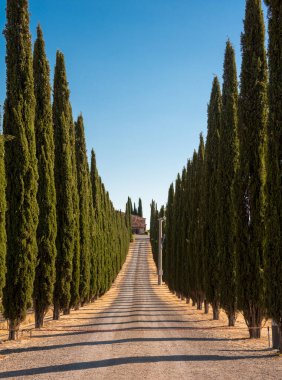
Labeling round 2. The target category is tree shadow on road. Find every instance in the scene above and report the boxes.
[0,353,275,378]
[0,336,252,356]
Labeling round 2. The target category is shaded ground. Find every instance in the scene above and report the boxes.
[0,235,281,379]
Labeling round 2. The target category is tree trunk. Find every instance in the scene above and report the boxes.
[249,326,261,338]
[192,299,196,307]
[63,307,70,315]
[279,323,282,354]
[204,300,209,314]
[186,298,190,304]
[212,301,220,320]
[35,308,44,328]
[197,301,203,310]
[197,295,203,310]
[53,304,60,320]
[244,305,263,339]
[227,311,236,327]
[8,320,20,340]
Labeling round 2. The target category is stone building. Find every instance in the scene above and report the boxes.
[131,215,146,234]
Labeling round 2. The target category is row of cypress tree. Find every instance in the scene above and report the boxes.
[127,197,143,217]
[0,0,130,339]
[151,0,282,348]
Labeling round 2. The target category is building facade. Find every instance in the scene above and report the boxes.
[131,215,146,234]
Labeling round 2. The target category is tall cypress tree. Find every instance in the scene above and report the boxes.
[184,160,192,302]
[75,114,90,305]
[138,198,143,217]
[90,149,102,296]
[203,76,222,320]
[0,134,6,304]
[236,0,268,338]
[69,112,81,311]
[125,197,132,240]
[3,0,39,340]
[33,25,57,328]
[149,200,158,264]
[177,167,186,298]
[218,40,239,326]
[196,134,206,310]
[133,202,137,216]
[264,0,282,350]
[52,51,74,320]
[188,154,200,305]
[87,164,96,301]
[172,174,182,294]
[163,183,174,289]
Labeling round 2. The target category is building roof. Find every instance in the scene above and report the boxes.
[131,215,146,229]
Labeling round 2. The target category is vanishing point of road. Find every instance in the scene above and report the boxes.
[0,235,281,379]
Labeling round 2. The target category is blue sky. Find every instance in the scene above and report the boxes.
[0,0,268,221]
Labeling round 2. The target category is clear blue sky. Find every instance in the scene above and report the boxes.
[0,0,268,222]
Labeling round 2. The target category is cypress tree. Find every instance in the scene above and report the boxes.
[75,114,90,305]
[203,76,222,320]
[195,134,205,310]
[128,197,133,215]
[184,160,192,302]
[52,51,74,320]
[3,0,39,340]
[90,150,102,296]
[33,25,57,328]
[264,0,282,350]
[190,150,204,309]
[88,168,97,301]
[236,0,268,338]
[172,174,182,294]
[163,183,174,289]
[189,154,199,305]
[138,198,143,217]
[125,197,132,240]
[69,111,81,311]
[149,200,158,263]
[177,167,186,298]
[218,40,239,326]
[0,134,6,304]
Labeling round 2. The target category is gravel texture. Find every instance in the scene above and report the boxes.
[0,235,281,379]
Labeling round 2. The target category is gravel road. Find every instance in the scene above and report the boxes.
[0,235,281,379]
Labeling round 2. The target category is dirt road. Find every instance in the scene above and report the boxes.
[0,235,281,379]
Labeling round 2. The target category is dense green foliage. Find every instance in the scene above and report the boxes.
[69,112,81,312]
[0,135,6,304]
[138,198,143,217]
[125,197,132,240]
[203,77,222,320]
[33,25,57,328]
[236,0,268,338]
[150,200,159,264]
[162,184,174,289]
[75,115,91,305]
[52,51,75,319]
[162,136,206,306]
[3,0,39,339]
[0,0,130,339]
[264,0,282,349]
[217,41,239,326]
[158,0,278,342]
[90,150,130,297]
[2,0,282,349]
